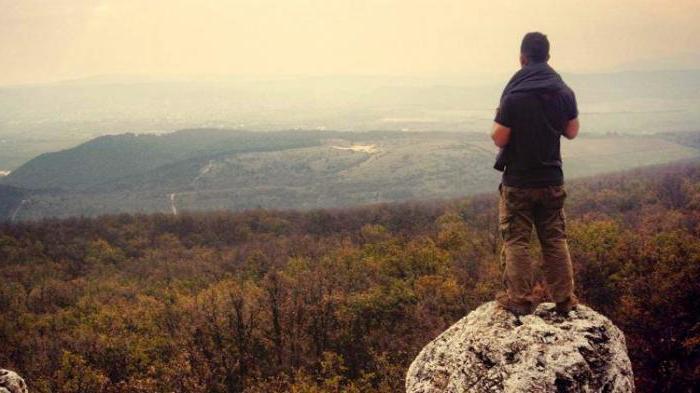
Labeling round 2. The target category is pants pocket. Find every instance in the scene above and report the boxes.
[544,186,566,210]
[498,192,511,241]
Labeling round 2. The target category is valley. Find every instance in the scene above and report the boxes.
[1,129,698,221]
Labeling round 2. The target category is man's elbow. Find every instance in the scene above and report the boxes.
[491,123,511,147]
[491,132,507,147]
[564,119,580,140]
[492,135,508,147]
[563,130,578,140]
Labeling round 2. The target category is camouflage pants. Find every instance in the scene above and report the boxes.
[497,184,576,312]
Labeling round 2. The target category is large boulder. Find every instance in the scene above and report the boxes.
[0,370,27,393]
[406,302,634,392]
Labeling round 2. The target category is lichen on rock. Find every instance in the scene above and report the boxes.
[406,302,634,393]
[0,370,28,393]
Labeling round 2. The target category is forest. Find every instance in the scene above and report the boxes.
[0,161,699,392]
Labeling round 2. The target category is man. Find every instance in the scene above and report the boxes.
[491,32,579,316]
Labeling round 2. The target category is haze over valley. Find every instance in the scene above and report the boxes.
[1,67,699,221]
[1,68,699,172]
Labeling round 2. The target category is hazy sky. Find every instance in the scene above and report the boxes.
[1,0,699,85]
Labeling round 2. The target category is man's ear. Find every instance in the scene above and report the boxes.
[545,54,550,62]
[520,54,528,67]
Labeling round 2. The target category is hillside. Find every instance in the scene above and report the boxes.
[0,185,27,220]
[0,161,697,392]
[2,129,699,221]
[3,129,327,190]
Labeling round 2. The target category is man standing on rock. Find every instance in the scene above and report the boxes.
[491,32,579,316]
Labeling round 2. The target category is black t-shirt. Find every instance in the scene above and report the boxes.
[495,86,578,188]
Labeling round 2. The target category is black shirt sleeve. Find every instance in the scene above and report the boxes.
[494,95,514,128]
[563,88,578,120]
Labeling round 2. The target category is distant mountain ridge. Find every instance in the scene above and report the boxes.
[3,129,327,190]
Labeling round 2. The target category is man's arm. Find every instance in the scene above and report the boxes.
[563,118,579,140]
[491,122,511,147]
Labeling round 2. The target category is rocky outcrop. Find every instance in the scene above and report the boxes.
[406,302,634,393]
[0,370,27,393]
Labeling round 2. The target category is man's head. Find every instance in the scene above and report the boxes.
[520,32,550,66]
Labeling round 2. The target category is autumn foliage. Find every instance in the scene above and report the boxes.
[1,162,699,392]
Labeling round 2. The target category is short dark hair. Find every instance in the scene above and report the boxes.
[521,32,549,63]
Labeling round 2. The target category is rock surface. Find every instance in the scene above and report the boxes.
[406,302,634,393]
[0,370,27,393]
